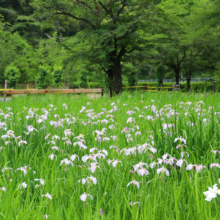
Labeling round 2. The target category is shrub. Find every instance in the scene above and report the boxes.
[70,81,104,89]
[53,67,63,88]
[80,71,88,88]
[156,64,165,86]
[180,82,213,92]
[123,81,215,92]
[127,73,136,92]
[128,74,136,87]
[4,65,20,88]
[36,66,48,89]
[70,81,215,92]
[103,74,114,91]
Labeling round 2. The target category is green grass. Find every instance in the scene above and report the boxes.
[0,92,220,219]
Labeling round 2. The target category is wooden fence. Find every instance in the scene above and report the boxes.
[1,79,182,101]
[3,89,104,101]
[123,84,181,92]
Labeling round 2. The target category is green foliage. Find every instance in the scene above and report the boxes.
[180,82,213,93]
[103,74,108,90]
[127,73,136,92]
[36,66,48,89]
[128,73,136,87]
[80,71,88,88]
[4,64,20,88]
[122,81,215,93]
[156,64,165,86]
[53,66,63,88]
[0,0,220,93]
[70,81,103,89]
[69,81,215,93]
[0,18,32,83]
[30,0,161,94]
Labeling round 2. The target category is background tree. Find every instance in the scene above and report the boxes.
[0,16,33,83]
[53,66,63,88]
[0,0,220,93]
[31,0,159,96]
[4,64,20,88]
[36,66,48,89]
[80,70,88,89]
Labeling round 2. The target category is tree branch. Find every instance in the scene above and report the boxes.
[55,11,95,29]
[98,1,113,18]
[179,51,186,66]
[118,46,126,59]
[114,1,126,24]
[197,63,218,71]
[169,57,176,68]
[116,19,141,40]
[76,0,96,14]
[125,48,135,54]
[44,33,52,39]
[101,66,108,73]
[94,0,99,14]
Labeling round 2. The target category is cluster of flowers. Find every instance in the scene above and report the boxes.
[0,99,219,220]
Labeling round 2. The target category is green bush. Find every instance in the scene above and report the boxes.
[53,67,63,88]
[127,73,136,92]
[103,74,114,91]
[69,81,216,92]
[36,66,48,89]
[70,81,104,89]
[123,81,215,92]
[88,82,104,88]
[180,82,213,92]
[214,81,220,92]
[156,64,165,86]
[4,65,20,88]
[128,74,136,87]
[80,71,88,88]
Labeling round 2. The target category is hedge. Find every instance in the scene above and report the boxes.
[69,82,103,89]
[69,81,217,92]
[123,82,215,93]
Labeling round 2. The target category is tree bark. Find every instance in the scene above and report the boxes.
[175,68,180,85]
[186,70,191,92]
[186,77,191,92]
[107,69,113,97]
[112,59,122,95]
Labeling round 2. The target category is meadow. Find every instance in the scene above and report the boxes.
[0,92,220,220]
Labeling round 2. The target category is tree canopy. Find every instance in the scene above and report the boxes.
[0,0,220,94]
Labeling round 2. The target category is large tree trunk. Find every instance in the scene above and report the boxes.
[186,70,191,92]
[175,68,180,85]
[107,49,123,96]
[107,69,113,97]
[186,77,191,92]
[112,59,122,95]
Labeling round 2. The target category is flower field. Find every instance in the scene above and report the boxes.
[1,92,220,219]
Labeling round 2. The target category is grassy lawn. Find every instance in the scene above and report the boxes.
[0,92,220,219]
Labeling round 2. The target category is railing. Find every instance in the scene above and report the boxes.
[0,89,14,91]
[136,77,215,83]
[122,85,180,92]
[3,89,104,101]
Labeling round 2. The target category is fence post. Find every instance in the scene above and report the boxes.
[4,80,7,101]
[66,82,69,96]
[172,84,181,92]
[66,82,69,89]
[213,82,216,93]
[143,84,147,92]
